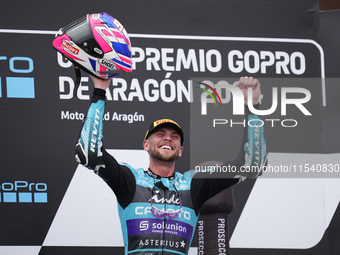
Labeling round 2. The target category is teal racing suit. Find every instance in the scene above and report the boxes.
[75,88,267,255]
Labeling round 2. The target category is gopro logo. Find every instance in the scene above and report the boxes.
[0,181,47,203]
[0,56,35,99]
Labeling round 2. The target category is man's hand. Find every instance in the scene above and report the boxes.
[235,76,261,105]
[89,75,112,91]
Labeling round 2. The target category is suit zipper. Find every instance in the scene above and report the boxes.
[162,188,167,254]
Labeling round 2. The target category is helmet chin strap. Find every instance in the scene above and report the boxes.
[73,65,81,96]
[100,69,124,75]
[72,62,121,97]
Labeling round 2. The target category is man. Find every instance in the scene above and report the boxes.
[75,75,267,255]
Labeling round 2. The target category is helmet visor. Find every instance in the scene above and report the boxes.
[62,15,104,58]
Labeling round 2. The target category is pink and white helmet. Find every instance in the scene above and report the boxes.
[53,12,132,79]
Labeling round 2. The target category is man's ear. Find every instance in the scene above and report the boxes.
[179,146,184,157]
[143,139,150,152]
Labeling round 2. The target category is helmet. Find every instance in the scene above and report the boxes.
[52,12,132,80]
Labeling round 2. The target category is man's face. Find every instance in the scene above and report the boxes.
[144,126,183,162]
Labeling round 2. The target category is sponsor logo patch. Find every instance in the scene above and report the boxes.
[99,59,116,70]
[62,40,79,55]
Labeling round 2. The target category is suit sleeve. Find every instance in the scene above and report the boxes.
[191,104,268,214]
[74,88,135,209]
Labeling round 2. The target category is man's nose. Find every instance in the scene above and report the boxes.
[163,134,172,141]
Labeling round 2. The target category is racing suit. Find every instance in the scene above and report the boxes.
[75,88,267,255]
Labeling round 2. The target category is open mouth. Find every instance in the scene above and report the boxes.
[160,145,173,151]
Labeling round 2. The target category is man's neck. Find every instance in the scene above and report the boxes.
[149,158,176,178]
